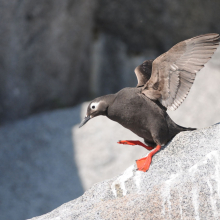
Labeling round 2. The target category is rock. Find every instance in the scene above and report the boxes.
[96,0,220,52]
[30,123,220,219]
[0,0,97,122]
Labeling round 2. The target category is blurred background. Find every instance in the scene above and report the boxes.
[1,0,220,219]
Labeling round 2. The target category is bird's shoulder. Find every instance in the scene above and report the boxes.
[113,87,143,102]
[115,87,142,96]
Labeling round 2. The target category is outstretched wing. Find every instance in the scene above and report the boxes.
[134,60,153,87]
[142,33,220,110]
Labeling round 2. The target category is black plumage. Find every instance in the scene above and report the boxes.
[79,33,219,172]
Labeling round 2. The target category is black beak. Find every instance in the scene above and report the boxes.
[79,116,91,128]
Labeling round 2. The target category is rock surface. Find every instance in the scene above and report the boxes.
[31,123,220,220]
[96,0,220,52]
[0,0,97,122]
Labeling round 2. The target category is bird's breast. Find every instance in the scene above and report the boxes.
[107,91,152,137]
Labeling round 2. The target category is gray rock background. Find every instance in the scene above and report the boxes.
[30,123,220,220]
[95,0,220,52]
[1,1,220,219]
[0,0,97,122]
[1,0,220,122]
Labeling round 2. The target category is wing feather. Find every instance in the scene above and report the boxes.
[142,33,220,110]
[134,60,153,87]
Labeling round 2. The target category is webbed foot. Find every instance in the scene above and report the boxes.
[136,145,161,172]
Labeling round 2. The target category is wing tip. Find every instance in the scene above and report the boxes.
[191,33,220,44]
[192,33,219,39]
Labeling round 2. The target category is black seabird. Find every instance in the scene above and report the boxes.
[79,33,220,172]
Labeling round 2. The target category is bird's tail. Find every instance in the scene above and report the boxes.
[165,114,196,139]
[176,124,196,131]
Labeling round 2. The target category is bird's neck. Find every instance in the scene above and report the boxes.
[103,94,116,106]
[100,94,116,116]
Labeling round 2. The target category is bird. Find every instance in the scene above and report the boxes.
[79,33,220,172]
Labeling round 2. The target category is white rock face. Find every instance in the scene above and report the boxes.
[31,123,220,220]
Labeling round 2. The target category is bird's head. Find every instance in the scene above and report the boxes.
[79,97,109,128]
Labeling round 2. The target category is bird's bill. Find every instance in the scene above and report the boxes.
[79,116,91,128]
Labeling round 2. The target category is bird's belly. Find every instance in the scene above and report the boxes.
[107,109,153,141]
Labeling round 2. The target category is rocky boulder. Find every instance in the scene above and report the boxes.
[31,123,220,219]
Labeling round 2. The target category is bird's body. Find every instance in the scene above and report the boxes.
[106,87,192,147]
[79,33,220,172]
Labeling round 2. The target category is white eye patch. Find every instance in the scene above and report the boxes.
[90,102,99,110]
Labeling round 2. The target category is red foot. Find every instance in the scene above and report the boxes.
[117,140,154,151]
[136,145,161,172]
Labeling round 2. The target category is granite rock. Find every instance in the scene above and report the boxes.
[31,123,220,219]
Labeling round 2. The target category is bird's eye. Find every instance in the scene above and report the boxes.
[92,105,95,109]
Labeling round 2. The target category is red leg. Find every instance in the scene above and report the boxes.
[117,140,154,151]
[136,145,161,172]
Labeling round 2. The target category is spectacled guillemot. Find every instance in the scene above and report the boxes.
[79,33,219,172]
